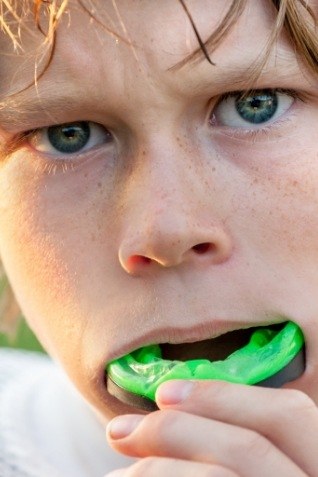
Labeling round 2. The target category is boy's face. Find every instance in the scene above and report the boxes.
[0,0,318,419]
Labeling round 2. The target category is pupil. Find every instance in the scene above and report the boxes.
[48,122,90,153]
[235,90,278,124]
[251,99,261,109]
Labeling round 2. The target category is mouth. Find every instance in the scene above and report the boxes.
[106,321,305,411]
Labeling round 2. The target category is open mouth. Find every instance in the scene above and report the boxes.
[106,321,305,411]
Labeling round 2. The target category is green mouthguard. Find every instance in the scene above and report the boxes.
[107,321,304,403]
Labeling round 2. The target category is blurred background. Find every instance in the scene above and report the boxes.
[0,318,45,353]
[0,272,45,353]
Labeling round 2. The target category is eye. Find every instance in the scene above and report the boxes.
[28,121,112,155]
[213,90,294,128]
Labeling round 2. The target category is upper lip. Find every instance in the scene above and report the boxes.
[106,317,287,363]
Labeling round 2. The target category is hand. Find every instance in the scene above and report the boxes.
[105,380,318,476]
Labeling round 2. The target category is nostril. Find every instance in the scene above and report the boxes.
[192,242,215,254]
[128,255,152,266]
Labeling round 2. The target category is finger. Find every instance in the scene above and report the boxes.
[104,458,240,477]
[156,380,318,476]
[106,411,306,477]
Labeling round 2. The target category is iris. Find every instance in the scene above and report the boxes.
[47,122,90,153]
[235,90,278,124]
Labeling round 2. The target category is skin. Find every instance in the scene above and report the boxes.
[0,0,318,474]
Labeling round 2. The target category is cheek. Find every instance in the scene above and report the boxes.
[0,151,118,355]
[225,120,318,263]
[253,169,318,256]
[235,149,318,319]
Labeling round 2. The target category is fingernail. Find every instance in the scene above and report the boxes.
[107,415,143,440]
[156,380,194,405]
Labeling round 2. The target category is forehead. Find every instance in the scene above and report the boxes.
[54,0,278,69]
[0,0,303,115]
[0,1,281,64]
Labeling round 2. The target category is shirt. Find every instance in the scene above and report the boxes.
[0,347,134,477]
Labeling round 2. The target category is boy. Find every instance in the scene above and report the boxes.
[0,0,318,475]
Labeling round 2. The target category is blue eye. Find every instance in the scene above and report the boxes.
[214,90,294,128]
[235,90,278,124]
[29,121,112,155]
[48,122,91,153]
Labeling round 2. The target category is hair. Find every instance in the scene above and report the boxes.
[0,0,317,334]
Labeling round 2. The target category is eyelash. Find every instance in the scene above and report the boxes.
[6,127,108,176]
[219,88,301,103]
[5,88,304,176]
[211,88,303,135]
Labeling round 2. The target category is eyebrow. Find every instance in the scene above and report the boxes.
[0,88,85,130]
[170,41,301,91]
[0,49,301,132]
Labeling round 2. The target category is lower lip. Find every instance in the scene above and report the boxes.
[106,321,305,410]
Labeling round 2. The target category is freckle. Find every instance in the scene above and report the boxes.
[84,172,88,178]
[91,233,96,242]
[98,182,102,188]
[212,167,216,172]
[142,150,146,156]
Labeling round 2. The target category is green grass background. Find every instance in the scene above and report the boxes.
[0,318,45,353]
[0,274,45,353]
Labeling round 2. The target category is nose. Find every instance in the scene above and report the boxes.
[119,225,232,274]
[118,146,233,275]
